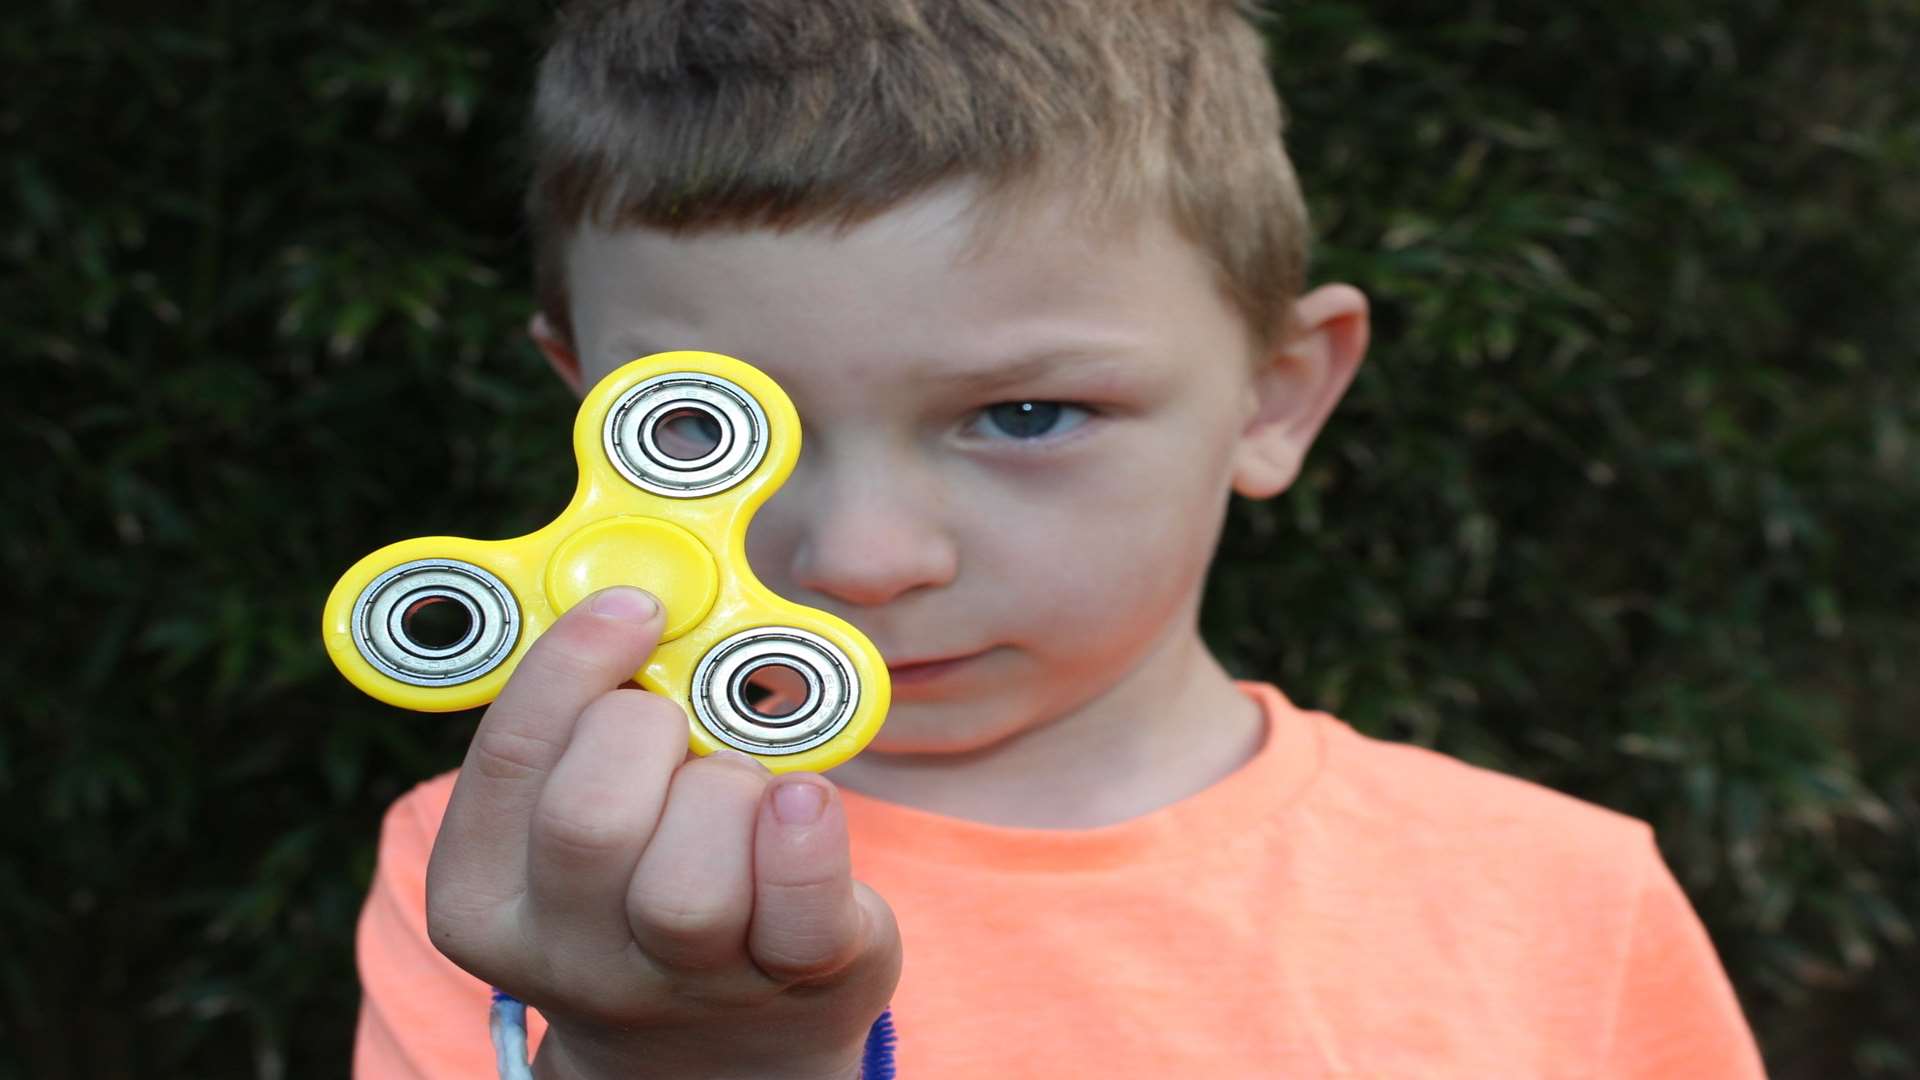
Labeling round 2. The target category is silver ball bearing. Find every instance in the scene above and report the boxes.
[604,372,770,498]
[691,626,860,755]
[351,558,521,686]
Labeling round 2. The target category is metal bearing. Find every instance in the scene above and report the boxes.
[351,558,521,686]
[691,626,860,755]
[604,372,770,498]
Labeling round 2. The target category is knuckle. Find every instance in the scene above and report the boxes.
[753,933,856,981]
[586,687,687,735]
[526,640,615,691]
[530,616,636,678]
[632,894,740,966]
[471,727,563,782]
[643,900,730,944]
[532,800,631,862]
[858,885,902,952]
[750,881,858,979]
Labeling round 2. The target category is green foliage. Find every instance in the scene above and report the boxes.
[4,1,560,1073]
[1214,3,1920,1075]
[3,0,1915,1075]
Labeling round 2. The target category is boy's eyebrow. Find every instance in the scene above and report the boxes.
[919,348,1139,393]
[607,339,1146,392]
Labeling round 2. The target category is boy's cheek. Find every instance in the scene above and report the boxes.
[1006,549,1184,645]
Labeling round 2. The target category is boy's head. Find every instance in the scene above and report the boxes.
[524,0,1367,760]
[527,0,1309,351]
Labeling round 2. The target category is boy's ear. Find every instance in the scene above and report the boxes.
[1231,283,1370,499]
[529,312,586,396]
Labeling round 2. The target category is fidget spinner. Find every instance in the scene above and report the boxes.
[321,351,890,774]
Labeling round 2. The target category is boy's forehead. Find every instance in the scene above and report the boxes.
[562,182,1198,379]
[567,179,1162,291]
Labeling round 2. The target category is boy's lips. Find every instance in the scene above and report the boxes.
[884,649,987,686]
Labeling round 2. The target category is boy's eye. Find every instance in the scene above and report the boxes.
[972,401,1091,441]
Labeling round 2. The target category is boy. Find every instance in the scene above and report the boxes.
[355,0,1767,1076]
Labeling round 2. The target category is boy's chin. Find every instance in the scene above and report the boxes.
[851,698,1035,759]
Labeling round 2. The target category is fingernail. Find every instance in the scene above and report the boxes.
[589,587,658,621]
[771,780,827,825]
[709,748,770,774]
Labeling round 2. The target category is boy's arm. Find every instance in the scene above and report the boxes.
[1601,842,1767,1078]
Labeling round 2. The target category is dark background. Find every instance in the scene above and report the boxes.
[5,1,1916,1075]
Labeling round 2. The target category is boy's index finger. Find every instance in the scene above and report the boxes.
[430,587,666,906]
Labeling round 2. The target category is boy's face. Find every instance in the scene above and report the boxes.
[543,183,1359,757]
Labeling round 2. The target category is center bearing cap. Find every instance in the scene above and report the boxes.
[543,515,720,641]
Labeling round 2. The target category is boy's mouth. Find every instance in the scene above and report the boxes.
[885,650,986,686]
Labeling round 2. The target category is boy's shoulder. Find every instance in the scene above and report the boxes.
[374,769,461,866]
[1250,683,1647,835]
[1322,710,1642,826]
[1291,689,1664,889]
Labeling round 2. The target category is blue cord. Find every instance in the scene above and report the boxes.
[489,990,896,1078]
[861,1007,898,1080]
[489,988,534,1080]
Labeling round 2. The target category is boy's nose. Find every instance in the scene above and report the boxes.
[781,466,959,609]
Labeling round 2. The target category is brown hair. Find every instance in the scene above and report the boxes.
[528,0,1309,346]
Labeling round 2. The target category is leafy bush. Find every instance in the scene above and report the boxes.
[4,1,1914,1075]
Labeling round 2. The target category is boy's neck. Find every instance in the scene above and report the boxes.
[826,629,1266,830]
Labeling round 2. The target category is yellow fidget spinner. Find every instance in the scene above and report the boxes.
[321,351,890,774]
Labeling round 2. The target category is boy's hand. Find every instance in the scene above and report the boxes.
[425,586,901,1080]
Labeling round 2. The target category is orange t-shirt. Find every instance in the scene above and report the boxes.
[354,683,1765,1078]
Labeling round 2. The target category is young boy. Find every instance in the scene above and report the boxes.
[354,1,1767,1076]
